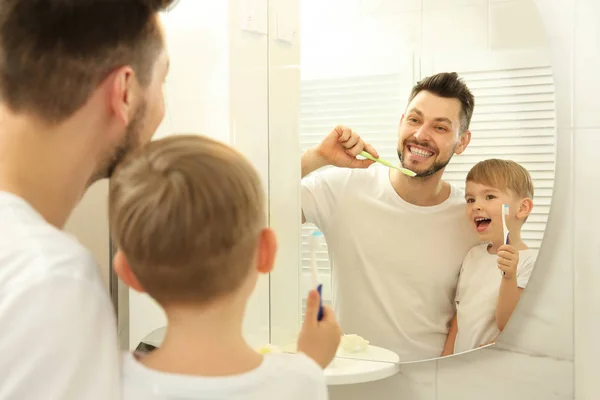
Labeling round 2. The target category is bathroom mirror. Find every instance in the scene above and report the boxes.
[269,0,555,367]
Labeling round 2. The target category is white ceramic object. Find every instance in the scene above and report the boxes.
[324,345,400,386]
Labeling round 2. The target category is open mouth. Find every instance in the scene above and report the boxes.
[474,217,491,233]
[407,145,434,159]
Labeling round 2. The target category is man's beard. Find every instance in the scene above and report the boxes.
[398,142,457,178]
[88,102,147,186]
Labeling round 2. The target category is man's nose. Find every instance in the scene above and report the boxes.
[413,125,431,141]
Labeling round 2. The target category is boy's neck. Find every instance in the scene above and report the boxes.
[140,299,263,377]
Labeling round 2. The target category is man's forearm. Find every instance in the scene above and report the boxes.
[301,148,328,178]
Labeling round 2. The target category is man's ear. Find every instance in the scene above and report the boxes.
[256,228,278,275]
[454,130,471,155]
[104,65,136,127]
[113,250,145,293]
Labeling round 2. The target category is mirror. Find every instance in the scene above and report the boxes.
[271,0,555,371]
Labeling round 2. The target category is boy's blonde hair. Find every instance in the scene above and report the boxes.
[466,158,534,199]
[109,134,266,305]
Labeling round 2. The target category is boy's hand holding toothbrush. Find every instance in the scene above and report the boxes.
[497,245,519,280]
[498,204,519,279]
[297,290,342,369]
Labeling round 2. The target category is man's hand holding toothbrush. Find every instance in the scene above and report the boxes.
[297,289,342,369]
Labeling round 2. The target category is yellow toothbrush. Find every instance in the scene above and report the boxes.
[360,151,417,177]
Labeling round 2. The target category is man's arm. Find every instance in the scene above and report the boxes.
[301,126,378,224]
[301,148,328,224]
[441,314,458,356]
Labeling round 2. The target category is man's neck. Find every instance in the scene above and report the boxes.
[389,168,451,207]
[143,300,262,377]
[0,115,97,228]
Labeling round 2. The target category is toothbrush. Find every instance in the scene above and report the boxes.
[501,204,509,276]
[359,151,417,177]
[502,204,510,245]
[309,230,324,321]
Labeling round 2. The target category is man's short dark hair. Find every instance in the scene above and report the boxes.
[408,72,475,132]
[0,0,177,123]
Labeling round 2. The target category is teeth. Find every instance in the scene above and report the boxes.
[409,147,433,157]
[475,217,490,222]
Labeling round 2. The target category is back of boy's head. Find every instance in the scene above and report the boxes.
[109,134,266,306]
[466,158,534,199]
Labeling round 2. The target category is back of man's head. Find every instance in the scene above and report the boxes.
[109,134,267,306]
[0,0,177,124]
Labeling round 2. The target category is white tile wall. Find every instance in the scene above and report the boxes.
[422,5,490,52]
[489,1,548,49]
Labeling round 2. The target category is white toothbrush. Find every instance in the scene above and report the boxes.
[501,204,509,276]
[502,204,509,245]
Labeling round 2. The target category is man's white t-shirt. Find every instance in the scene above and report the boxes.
[301,166,479,362]
[121,351,328,399]
[454,243,538,353]
[0,192,119,399]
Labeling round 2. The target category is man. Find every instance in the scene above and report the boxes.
[0,1,175,398]
[301,72,481,362]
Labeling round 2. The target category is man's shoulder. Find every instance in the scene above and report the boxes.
[0,217,101,295]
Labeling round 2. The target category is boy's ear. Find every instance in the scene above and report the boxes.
[517,197,534,220]
[256,227,278,275]
[113,250,145,293]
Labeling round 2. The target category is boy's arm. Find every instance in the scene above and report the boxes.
[441,313,458,356]
[495,245,524,331]
[496,278,524,330]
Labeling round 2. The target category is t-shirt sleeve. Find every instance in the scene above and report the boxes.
[294,353,329,400]
[0,275,120,400]
[301,167,350,231]
[516,251,538,289]
[454,247,474,304]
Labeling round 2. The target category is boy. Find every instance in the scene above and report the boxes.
[442,159,538,355]
[109,134,341,399]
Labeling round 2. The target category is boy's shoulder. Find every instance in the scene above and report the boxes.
[120,351,327,399]
[263,352,325,382]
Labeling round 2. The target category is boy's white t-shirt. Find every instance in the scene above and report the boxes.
[301,166,479,362]
[454,243,538,353]
[0,192,119,400]
[121,351,328,399]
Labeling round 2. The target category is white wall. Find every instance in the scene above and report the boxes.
[300,0,548,80]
